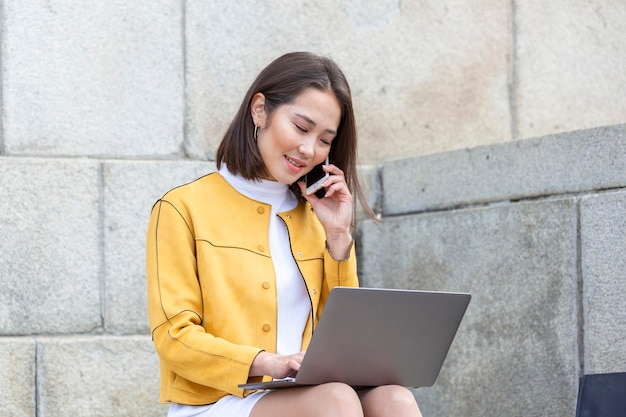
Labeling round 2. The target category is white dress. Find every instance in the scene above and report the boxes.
[168,166,311,417]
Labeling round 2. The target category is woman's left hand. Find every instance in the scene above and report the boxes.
[299,163,353,260]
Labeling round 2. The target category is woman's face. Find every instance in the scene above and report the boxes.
[252,88,341,184]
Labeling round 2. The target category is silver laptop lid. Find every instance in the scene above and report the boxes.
[294,287,471,388]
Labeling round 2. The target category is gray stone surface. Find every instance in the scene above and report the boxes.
[0,158,102,334]
[184,0,512,163]
[38,336,167,417]
[0,338,36,417]
[580,190,626,374]
[515,1,626,140]
[1,1,624,163]
[103,160,213,334]
[382,124,626,215]
[2,1,183,157]
[358,198,579,417]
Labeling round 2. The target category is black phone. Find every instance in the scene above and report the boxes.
[305,156,329,197]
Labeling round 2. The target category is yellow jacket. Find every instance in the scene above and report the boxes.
[146,172,358,405]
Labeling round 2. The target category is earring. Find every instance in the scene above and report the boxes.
[254,125,259,140]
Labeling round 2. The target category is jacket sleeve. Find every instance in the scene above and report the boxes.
[146,198,262,397]
[318,240,359,319]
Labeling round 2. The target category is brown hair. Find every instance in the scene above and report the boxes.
[216,51,376,220]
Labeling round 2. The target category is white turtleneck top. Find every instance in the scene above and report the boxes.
[218,165,311,356]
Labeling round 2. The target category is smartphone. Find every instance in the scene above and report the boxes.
[305,156,329,197]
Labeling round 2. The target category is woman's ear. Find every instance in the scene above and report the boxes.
[251,93,266,126]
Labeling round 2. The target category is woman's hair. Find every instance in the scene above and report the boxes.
[216,51,376,221]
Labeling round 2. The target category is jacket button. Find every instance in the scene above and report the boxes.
[262,282,270,289]
[258,245,265,252]
[262,324,271,332]
[257,206,265,214]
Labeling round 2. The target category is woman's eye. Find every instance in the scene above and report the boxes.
[295,124,308,133]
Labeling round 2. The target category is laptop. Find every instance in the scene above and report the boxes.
[239,286,471,390]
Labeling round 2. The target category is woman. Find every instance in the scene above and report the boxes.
[146,51,422,417]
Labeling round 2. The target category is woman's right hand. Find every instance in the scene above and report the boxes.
[249,351,305,379]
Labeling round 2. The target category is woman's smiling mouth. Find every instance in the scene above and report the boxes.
[285,156,305,173]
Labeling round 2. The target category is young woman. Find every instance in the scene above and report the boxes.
[146,51,422,417]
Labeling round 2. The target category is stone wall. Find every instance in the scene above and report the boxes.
[2,1,625,163]
[358,124,626,416]
[0,158,210,416]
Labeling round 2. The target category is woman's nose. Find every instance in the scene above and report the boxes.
[298,139,315,158]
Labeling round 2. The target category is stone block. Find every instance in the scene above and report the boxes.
[2,1,183,157]
[104,160,213,334]
[382,124,626,215]
[0,338,36,417]
[0,158,101,334]
[515,1,626,140]
[358,198,579,417]
[38,336,167,417]
[184,0,511,163]
[581,190,626,374]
